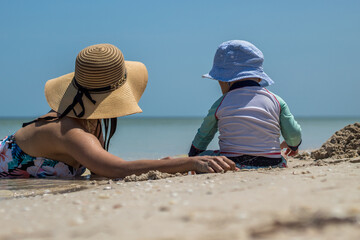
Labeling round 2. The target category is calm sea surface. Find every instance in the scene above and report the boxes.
[0,117,359,160]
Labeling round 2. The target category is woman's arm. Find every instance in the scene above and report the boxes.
[64,128,236,178]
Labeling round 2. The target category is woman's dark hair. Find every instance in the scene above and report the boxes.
[96,118,117,151]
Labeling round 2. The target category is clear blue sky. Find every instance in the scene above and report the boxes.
[0,0,359,118]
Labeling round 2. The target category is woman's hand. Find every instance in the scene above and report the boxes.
[280,141,298,156]
[191,155,236,173]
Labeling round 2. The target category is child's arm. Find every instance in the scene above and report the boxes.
[188,95,224,156]
[272,93,302,153]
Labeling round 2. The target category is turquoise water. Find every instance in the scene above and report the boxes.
[0,117,359,160]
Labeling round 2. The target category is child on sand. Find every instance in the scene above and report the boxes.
[188,40,302,169]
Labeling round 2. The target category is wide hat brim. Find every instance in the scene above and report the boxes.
[202,67,274,87]
[45,61,148,119]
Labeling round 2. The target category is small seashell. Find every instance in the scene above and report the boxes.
[71,216,84,225]
[181,214,194,222]
[113,204,122,209]
[238,213,247,219]
[159,206,170,212]
[98,194,110,199]
[90,180,98,185]
[23,207,31,211]
[72,200,82,205]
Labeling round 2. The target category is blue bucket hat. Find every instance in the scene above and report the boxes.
[202,40,274,87]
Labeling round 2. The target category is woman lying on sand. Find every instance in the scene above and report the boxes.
[0,44,235,178]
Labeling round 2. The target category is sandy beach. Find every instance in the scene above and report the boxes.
[0,156,359,240]
[1,124,360,240]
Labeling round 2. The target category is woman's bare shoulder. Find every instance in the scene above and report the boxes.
[15,114,97,157]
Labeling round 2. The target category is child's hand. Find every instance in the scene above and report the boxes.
[280,141,298,156]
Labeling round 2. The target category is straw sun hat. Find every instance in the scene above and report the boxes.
[45,44,148,119]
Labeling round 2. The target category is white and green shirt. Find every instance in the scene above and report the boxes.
[190,81,302,158]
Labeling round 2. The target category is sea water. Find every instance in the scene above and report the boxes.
[0,117,359,160]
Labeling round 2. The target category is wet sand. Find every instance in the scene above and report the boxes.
[0,178,93,199]
[0,156,359,240]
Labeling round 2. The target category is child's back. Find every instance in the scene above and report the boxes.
[217,81,281,157]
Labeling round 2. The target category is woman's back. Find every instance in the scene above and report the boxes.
[14,112,99,169]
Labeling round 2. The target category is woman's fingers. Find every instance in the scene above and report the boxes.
[204,156,236,172]
[214,156,237,171]
[221,156,236,170]
[207,159,224,173]
[193,156,237,173]
[210,157,231,171]
[206,165,215,173]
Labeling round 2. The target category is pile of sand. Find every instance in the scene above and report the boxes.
[310,122,360,160]
[123,170,183,182]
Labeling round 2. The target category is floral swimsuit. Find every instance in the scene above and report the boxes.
[0,135,86,178]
